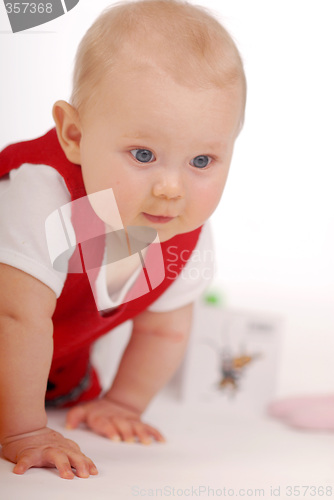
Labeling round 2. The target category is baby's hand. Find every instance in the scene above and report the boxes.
[2,427,98,479]
[66,397,166,444]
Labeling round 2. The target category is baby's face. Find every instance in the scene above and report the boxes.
[77,69,243,242]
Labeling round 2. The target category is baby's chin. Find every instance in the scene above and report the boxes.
[155,222,203,243]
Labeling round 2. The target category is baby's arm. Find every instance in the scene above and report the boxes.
[108,303,193,412]
[0,264,97,478]
[66,303,194,442]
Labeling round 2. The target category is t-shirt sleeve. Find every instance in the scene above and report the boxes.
[147,222,215,312]
[0,163,73,297]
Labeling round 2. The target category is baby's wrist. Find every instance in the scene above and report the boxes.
[1,427,50,447]
[104,392,144,415]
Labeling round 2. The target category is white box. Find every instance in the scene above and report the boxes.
[167,301,282,415]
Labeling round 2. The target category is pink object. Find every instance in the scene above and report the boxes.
[268,395,334,431]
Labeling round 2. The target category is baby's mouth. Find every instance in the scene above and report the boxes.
[142,213,176,224]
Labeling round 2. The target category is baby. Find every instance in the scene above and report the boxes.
[0,0,246,479]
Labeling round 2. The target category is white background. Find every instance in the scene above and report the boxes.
[1,0,334,397]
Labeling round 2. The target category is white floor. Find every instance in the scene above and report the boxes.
[1,397,334,500]
[1,299,334,499]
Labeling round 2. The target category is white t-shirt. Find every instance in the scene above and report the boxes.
[0,164,215,312]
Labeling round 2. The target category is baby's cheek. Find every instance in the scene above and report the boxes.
[200,185,223,217]
[113,195,138,225]
[187,196,217,231]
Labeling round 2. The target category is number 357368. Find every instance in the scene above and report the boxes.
[5,3,53,14]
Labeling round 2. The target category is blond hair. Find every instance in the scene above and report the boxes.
[71,0,246,117]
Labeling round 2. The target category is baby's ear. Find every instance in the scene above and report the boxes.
[52,100,82,165]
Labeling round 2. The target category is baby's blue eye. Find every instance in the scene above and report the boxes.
[130,149,155,163]
[190,155,212,169]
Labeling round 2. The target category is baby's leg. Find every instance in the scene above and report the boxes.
[268,395,334,431]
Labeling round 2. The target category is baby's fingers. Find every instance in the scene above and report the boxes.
[66,405,88,430]
[13,451,37,475]
[86,415,120,441]
[132,422,153,445]
[111,419,166,444]
[13,448,73,478]
[49,451,75,480]
[141,423,166,443]
[43,447,97,479]
[112,417,136,443]
[67,451,98,478]
[13,447,97,480]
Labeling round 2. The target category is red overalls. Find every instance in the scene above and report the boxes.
[0,129,202,407]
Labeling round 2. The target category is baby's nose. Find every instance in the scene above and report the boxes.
[152,169,185,200]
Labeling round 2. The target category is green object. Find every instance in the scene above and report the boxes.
[203,288,224,307]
